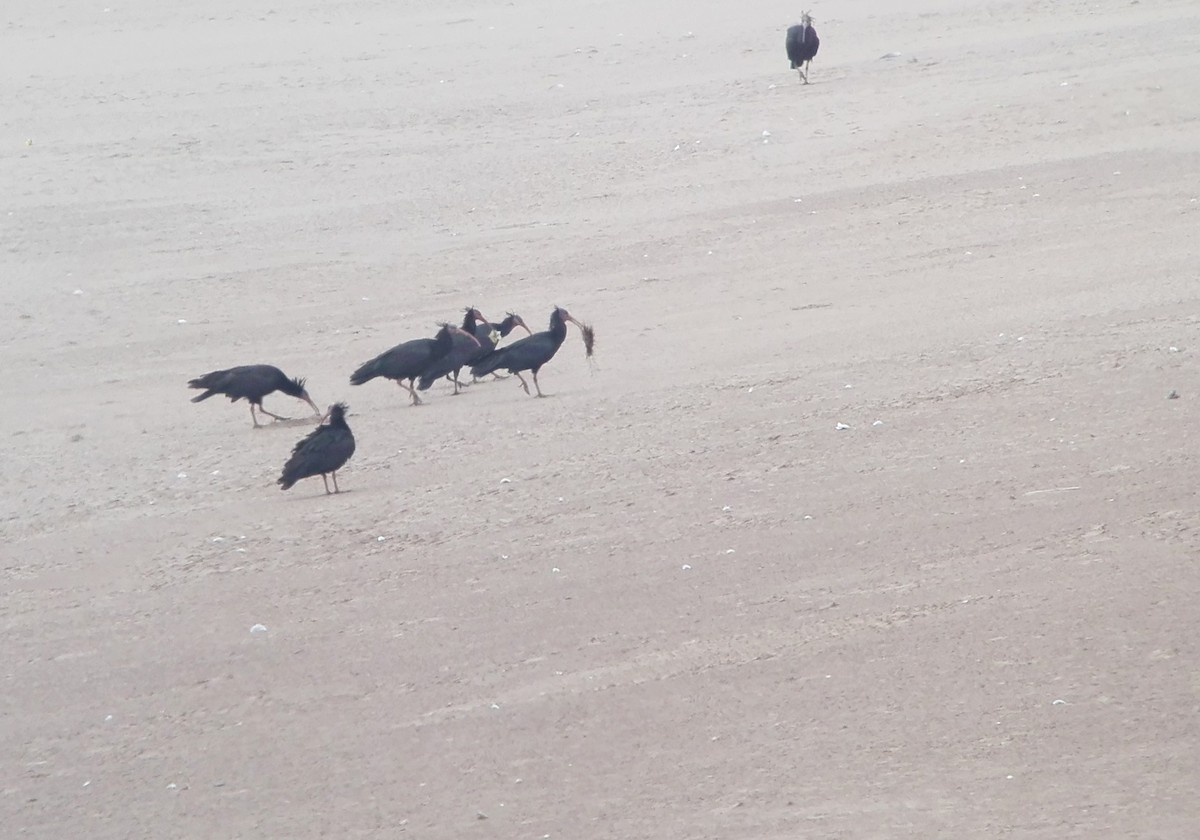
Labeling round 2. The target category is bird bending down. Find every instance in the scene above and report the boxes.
[350,322,478,406]
[278,402,356,494]
[416,307,489,395]
[786,12,820,84]
[188,364,321,428]
[469,306,583,398]
[471,312,533,382]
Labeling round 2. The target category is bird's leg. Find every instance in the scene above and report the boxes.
[399,379,422,406]
[514,372,531,395]
[250,404,263,428]
[532,371,545,398]
[332,472,341,494]
[321,474,331,494]
[258,401,291,422]
[803,62,811,84]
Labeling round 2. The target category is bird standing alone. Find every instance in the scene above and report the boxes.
[188,364,321,428]
[786,12,820,84]
[278,402,356,494]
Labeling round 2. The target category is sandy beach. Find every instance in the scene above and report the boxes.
[4,0,1200,836]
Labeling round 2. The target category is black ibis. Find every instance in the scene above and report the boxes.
[278,402,356,494]
[469,306,584,397]
[786,12,820,84]
[349,322,480,406]
[416,307,491,395]
[188,364,321,428]
[471,312,533,382]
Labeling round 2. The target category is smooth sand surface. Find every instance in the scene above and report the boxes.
[4,0,1199,836]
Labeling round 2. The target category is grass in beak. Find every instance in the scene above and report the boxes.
[580,323,596,357]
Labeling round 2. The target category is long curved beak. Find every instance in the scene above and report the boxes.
[517,319,533,336]
[303,394,322,416]
[563,314,584,329]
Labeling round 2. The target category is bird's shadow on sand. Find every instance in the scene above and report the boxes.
[283,488,355,501]
[257,417,322,430]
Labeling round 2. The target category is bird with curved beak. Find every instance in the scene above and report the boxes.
[278,402,356,494]
[188,364,322,428]
[415,307,488,395]
[350,323,481,406]
[472,312,534,382]
[469,306,585,397]
[785,11,820,84]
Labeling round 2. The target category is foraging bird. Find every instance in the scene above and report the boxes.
[469,306,584,398]
[277,402,356,494]
[188,364,321,428]
[471,312,533,382]
[416,307,491,395]
[786,12,820,84]
[350,322,479,406]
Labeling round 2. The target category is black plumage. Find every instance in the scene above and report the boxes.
[188,364,320,428]
[471,312,533,382]
[278,403,356,494]
[350,322,475,406]
[786,12,820,84]
[416,307,488,395]
[469,306,583,398]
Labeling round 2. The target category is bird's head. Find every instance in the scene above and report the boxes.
[321,402,350,424]
[461,306,486,329]
[801,10,814,26]
[506,312,533,336]
[553,305,584,331]
[287,376,322,416]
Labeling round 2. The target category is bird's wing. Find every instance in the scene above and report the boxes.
[289,424,332,458]
[494,331,540,355]
[389,338,437,367]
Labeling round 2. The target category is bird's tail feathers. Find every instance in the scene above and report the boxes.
[470,353,503,378]
[349,358,381,385]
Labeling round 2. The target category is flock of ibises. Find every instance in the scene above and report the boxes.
[183,16,818,496]
[187,305,594,496]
